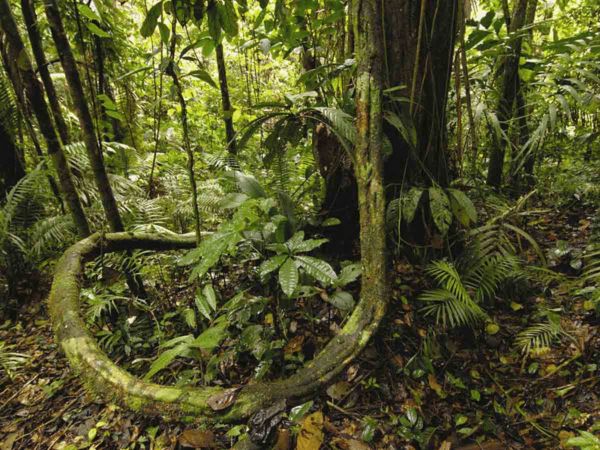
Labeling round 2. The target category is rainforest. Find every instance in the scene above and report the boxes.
[0,0,598,449]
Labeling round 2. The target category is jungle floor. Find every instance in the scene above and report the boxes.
[0,201,598,450]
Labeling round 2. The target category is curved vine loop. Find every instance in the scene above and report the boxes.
[48,231,388,421]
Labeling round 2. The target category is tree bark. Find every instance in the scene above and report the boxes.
[383,0,459,191]
[20,0,70,145]
[0,0,90,237]
[486,0,528,188]
[215,43,237,157]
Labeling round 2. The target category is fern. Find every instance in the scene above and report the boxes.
[420,260,488,329]
[0,341,29,379]
[514,322,564,355]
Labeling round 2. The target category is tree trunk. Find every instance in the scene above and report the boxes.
[0,0,90,237]
[383,0,458,192]
[0,116,25,196]
[44,0,125,232]
[0,37,64,210]
[215,43,237,157]
[167,19,201,246]
[20,0,70,145]
[486,0,528,188]
[353,0,389,317]
[44,0,146,297]
[515,0,538,188]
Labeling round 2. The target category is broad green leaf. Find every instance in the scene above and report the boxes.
[77,4,102,22]
[337,263,361,286]
[87,23,109,38]
[289,401,313,422]
[105,110,125,121]
[188,69,217,88]
[235,172,266,198]
[140,1,163,38]
[158,22,170,45]
[295,256,337,284]
[144,341,190,380]
[203,284,218,311]
[278,258,298,297]
[191,321,228,352]
[447,189,477,227]
[259,255,287,278]
[327,291,355,311]
[195,291,213,321]
[429,187,452,235]
[182,308,196,329]
[403,187,424,224]
[293,238,328,253]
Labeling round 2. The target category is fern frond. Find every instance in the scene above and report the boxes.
[420,288,487,329]
[515,322,564,355]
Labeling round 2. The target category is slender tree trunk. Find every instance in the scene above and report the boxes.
[215,43,237,157]
[486,0,528,187]
[44,0,124,232]
[518,0,538,186]
[20,0,70,145]
[0,1,90,237]
[0,38,64,209]
[44,0,146,297]
[167,19,201,246]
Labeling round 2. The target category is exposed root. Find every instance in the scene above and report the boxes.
[48,231,388,421]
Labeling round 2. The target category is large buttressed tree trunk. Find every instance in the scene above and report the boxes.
[383,0,459,191]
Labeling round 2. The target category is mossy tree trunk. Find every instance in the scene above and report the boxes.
[0,0,90,237]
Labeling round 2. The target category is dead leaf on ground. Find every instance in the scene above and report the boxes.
[284,335,305,354]
[326,381,350,400]
[273,428,291,450]
[207,387,239,411]
[296,411,324,450]
[179,429,216,448]
[438,441,452,450]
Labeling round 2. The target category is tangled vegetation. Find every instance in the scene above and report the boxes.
[0,0,598,449]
